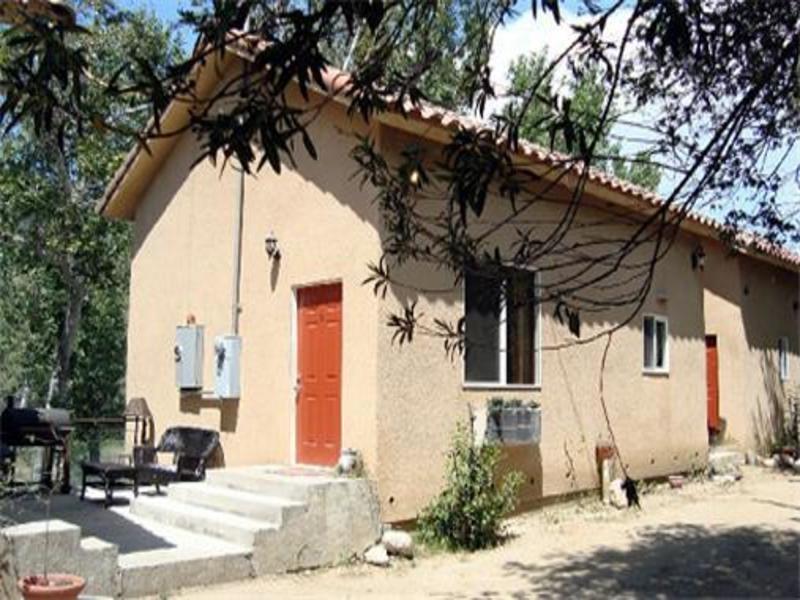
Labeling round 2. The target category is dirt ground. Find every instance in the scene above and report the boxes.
[175,467,799,599]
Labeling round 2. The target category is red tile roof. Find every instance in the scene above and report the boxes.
[102,33,800,270]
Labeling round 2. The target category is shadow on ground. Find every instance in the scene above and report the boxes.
[3,492,173,554]
[435,523,799,599]
[488,524,799,599]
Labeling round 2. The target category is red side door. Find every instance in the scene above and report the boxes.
[296,283,342,466]
[706,335,720,432]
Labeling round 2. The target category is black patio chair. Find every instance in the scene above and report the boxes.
[135,426,220,492]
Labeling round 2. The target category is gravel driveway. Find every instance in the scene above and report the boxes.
[171,466,800,599]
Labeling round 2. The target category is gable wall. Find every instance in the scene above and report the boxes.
[702,242,800,452]
[126,91,383,469]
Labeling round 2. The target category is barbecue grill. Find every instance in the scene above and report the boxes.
[0,396,73,492]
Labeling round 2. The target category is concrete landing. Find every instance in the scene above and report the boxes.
[127,465,380,595]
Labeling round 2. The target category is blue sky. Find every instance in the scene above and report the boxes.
[119,0,185,23]
[117,0,594,28]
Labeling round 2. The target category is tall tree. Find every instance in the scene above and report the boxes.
[336,0,506,111]
[506,50,661,190]
[0,2,182,414]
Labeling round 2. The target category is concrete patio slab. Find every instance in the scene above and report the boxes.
[3,466,381,598]
[3,486,255,596]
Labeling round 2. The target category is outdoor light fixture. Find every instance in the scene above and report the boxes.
[691,245,706,271]
[264,231,281,260]
[0,0,76,26]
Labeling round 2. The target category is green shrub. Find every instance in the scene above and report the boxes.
[418,423,523,551]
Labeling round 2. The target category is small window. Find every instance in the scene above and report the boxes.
[643,315,669,373]
[464,269,540,387]
[778,337,789,381]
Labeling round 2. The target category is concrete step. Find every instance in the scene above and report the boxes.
[119,543,252,598]
[205,466,337,501]
[709,446,745,462]
[78,537,118,597]
[130,495,278,547]
[167,481,307,524]
[708,446,745,476]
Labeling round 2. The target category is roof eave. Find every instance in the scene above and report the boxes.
[98,34,800,270]
[97,45,246,220]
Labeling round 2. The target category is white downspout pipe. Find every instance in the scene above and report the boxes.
[231,167,245,334]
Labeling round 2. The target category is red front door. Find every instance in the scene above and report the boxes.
[706,335,720,432]
[296,283,342,466]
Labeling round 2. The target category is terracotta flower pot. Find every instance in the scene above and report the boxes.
[18,574,86,600]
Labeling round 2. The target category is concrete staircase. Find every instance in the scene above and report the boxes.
[123,466,380,597]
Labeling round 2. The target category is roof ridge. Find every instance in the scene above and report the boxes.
[100,30,800,269]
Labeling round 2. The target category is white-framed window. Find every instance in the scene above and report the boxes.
[464,269,541,388]
[643,314,669,374]
[778,336,789,381]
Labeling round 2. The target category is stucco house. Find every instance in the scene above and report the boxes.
[99,48,800,523]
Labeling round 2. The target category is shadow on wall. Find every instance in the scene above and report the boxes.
[706,252,798,355]
[179,394,239,435]
[753,353,791,453]
[493,523,798,599]
[498,445,543,510]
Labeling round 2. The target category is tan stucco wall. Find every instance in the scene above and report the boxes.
[126,93,383,470]
[702,243,800,452]
[372,129,711,521]
[123,78,798,524]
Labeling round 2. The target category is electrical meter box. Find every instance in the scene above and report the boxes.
[175,325,204,391]
[214,335,242,398]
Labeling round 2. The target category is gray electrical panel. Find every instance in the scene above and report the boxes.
[175,325,204,390]
[214,335,242,398]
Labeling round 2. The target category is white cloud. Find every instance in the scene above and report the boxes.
[489,5,635,97]
[486,6,670,191]
[486,5,800,237]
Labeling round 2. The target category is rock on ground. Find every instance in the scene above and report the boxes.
[381,530,414,558]
[364,544,390,567]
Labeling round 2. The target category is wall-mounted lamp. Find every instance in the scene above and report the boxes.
[265,231,281,260]
[691,245,706,271]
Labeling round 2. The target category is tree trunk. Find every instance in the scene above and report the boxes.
[41,135,87,410]
[44,279,86,408]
